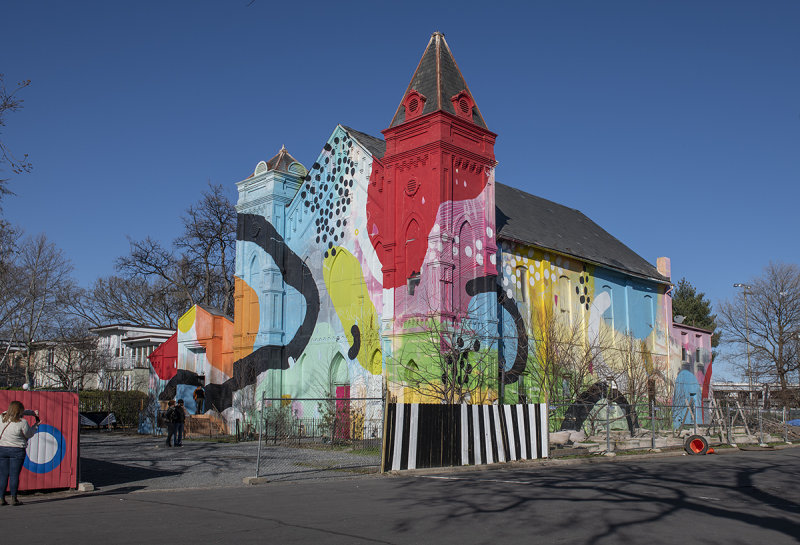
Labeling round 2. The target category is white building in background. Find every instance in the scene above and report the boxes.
[88,324,174,392]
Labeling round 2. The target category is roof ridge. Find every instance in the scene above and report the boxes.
[494,182,667,282]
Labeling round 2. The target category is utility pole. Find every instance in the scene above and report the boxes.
[733,283,753,404]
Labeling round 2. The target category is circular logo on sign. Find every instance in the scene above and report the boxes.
[24,424,66,474]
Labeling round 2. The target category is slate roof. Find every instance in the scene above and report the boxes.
[334,126,666,283]
[389,32,488,129]
[343,126,386,159]
[266,146,302,173]
[495,182,668,283]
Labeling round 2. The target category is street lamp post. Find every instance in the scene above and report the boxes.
[733,283,753,403]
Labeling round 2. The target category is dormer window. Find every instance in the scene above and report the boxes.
[450,90,474,120]
[404,90,427,121]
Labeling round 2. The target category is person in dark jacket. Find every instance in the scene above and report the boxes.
[165,400,177,447]
[174,399,186,446]
[193,385,205,415]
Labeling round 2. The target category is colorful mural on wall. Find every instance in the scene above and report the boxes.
[671,322,714,426]
[149,32,710,435]
[149,305,234,423]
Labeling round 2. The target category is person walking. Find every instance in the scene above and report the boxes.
[174,399,186,446]
[193,385,205,415]
[164,400,177,447]
[0,400,40,506]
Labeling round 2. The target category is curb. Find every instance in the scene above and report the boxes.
[388,442,800,477]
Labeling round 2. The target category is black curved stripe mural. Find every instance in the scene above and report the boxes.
[161,215,321,411]
[465,274,528,384]
[232,214,321,383]
[348,324,361,360]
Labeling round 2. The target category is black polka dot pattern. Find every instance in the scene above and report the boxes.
[576,267,591,310]
[301,132,357,260]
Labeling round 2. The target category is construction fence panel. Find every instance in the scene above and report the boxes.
[549,401,800,454]
[255,396,384,481]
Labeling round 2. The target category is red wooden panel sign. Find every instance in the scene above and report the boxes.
[1,391,79,491]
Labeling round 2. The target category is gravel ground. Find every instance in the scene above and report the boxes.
[79,432,380,492]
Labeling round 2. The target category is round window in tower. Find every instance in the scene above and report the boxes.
[405,178,419,197]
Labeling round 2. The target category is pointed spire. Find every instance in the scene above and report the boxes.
[389,32,487,129]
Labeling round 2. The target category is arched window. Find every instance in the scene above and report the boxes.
[457,221,475,309]
[557,275,572,324]
[602,285,614,328]
[371,350,383,374]
[405,219,422,267]
[516,266,528,302]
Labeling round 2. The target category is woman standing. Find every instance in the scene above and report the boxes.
[0,400,40,506]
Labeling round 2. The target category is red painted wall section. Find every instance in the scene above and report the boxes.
[367,110,497,299]
[149,332,178,381]
[0,391,79,491]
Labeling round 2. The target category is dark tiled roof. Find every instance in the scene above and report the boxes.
[389,32,487,129]
[266,146,302,173]
[495,182,667,283]
[342,126,386,159]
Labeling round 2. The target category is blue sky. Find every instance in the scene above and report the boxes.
[2,1,798,375]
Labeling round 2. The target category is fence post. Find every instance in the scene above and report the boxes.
[784,406,789,443]
[650,402,655,450]
[255,392,264,478]
[606,396,611,453]
[726,406,732,445]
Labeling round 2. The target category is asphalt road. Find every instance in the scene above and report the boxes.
[4,445,799,544]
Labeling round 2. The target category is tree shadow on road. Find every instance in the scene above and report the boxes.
[388,449,800,544]
[81,458,181,488]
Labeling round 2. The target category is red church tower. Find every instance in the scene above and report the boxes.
[368,32,499,323]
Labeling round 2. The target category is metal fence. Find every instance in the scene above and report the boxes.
[549,400,800,454]
[254,396,385,481]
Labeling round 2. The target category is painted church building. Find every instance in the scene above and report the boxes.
[153,32,707,429]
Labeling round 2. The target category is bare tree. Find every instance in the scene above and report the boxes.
[69,275,184,329]
[718,262,800,390]
[35,319,112,391]
[3,233,74,385]
[606,332,655,408]
[392,310,500,405]
[0,75,32,203]
[0,224,23,367]
[524,307,603,404]
[116,236,196,309]
[176,182,236,316]
[89,183,236,327]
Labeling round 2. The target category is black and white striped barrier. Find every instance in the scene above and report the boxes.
[383,403,548,471]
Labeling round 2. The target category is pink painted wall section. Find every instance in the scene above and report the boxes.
[672,322,713,378]
[1,391,79,491]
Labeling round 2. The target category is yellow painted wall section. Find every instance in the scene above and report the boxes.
[178,306,196,333]
[322,247,382,375]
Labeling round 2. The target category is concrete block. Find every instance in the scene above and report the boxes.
[568,430,587,443]
[243,476,269,485]
[78,482,94,492]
